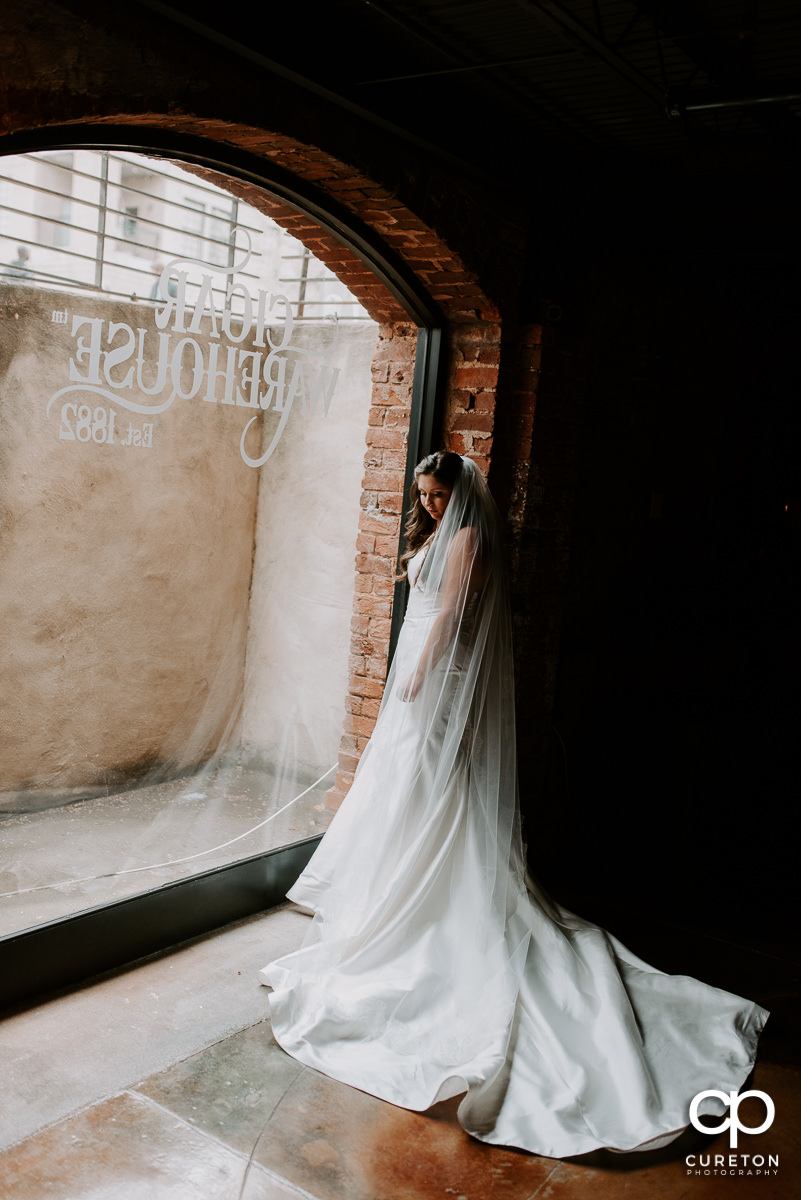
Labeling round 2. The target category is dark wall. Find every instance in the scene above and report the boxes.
[531,251,799,932]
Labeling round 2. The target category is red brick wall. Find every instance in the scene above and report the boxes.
[326,317,508,808]
[444,322,504,473]
[328,323,415,804]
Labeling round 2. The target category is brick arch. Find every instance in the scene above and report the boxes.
[86,116,500,326]
[6,114,505,805]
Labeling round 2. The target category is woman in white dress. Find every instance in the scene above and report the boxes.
[260,451,767,1158]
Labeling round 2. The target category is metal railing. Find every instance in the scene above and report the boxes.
[0,150,370,319]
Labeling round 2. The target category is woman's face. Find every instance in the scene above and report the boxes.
[417,474,452,523]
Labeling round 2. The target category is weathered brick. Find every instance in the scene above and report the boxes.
[519,346,542,370]
[452,324,503,346]
[366,427,407,450]
[377,492,403,515]
[359,512,401,535]
[370,385,399,407]
[384,405,409,425]
[338,751,361,775]
[372,574,396,597]
[365,655,388,679]
[355,595,392,618]
[368,616,392,640]
[451,412,495,433]
[374,534,401,557]
[355,552,389,576]
[352,676,386,700]
[454,365,498,390]
[344,713,378,738]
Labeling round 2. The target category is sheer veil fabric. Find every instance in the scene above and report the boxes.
[260,456,767,1158]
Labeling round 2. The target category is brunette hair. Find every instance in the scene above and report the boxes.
[396,450,463,580]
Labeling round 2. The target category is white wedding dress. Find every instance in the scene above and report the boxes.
[260,467,767,1159]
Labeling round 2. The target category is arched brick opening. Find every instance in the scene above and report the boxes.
[1,2,654,938]
[1,115,508,809]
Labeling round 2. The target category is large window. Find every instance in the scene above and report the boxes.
[0,150,379,944]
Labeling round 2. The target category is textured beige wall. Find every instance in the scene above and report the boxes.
[0,286,378,803]
[240,321,379,780]
[0,285,259,797]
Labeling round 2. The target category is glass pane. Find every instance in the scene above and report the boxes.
[0,150,378,936]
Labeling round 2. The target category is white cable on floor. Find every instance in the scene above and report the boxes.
[0,763,336,899]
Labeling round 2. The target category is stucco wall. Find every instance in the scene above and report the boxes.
[0,284,260,797]
[240,321,380,780]
[0,282,376,800]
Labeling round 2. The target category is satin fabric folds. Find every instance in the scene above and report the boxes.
[260,458,767,1159]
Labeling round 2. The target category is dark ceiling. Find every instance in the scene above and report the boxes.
[138,0,801,184]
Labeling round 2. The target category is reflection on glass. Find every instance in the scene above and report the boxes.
[0,151,379,937]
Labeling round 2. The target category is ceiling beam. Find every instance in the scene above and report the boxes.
[512,0,668,109]
[629,0,801,155]
[363,0,606,150]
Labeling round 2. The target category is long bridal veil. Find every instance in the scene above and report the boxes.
[261,454,767,1159]
[383,454,531,968]
[263,455,536,1098]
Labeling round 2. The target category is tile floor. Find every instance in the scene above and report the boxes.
[1,905,798,1200]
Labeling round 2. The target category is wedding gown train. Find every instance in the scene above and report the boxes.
[260,484,767,1159]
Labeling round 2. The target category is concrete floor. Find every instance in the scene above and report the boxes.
[0,905,797,1199]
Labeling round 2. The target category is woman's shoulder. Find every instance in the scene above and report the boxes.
[447,525,480,555]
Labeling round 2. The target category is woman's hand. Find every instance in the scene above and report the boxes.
[398,671,423,702]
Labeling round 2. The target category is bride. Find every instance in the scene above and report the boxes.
[260,450,767,1158]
